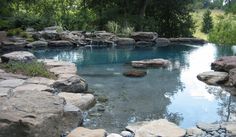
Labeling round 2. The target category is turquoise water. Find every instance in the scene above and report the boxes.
[34,44,236,132]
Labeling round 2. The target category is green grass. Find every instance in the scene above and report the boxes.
[191,9,225,40]
[0,61,56,79]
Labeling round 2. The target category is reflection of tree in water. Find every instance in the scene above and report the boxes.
[206,86,236,122]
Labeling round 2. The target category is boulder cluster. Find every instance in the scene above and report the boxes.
[0,51,95,137]
[0,26,206,51]
[197,56,236,95]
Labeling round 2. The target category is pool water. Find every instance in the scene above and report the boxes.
[34,43,236,133]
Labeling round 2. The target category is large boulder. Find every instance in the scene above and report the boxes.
[211,56,236,72]
[155,38,170,47]
[58,92,96,110]
[131,32,157,42]
[41,31,60,40]
[131,58,170,68]
[67,127,107,137]
[0,90,82,137]
[1,51,36,63]
[115,38,135,46]
[26,41,48,48]
[125,119,186,137]
[197,71,229,85]
[1,41,26,51]
[48,40,75,47]
[169,38,206,44]
[53,76,88,93]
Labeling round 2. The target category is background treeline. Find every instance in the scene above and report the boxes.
[0,0,235,39]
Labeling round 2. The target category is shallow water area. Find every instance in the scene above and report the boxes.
[34,43,236,133]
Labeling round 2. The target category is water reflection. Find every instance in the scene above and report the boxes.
[34,44,236,132]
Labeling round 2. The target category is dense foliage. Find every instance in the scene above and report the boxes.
[208,14,236,45]
[0,0,195,37]
[201,10,213,33]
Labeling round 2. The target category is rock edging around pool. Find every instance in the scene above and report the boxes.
[197,56,236,95]
[0,51,95,137]
[0,27,206,51]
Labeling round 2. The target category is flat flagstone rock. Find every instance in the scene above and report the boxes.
[196,122,220,132]
[25,77,55,86]
[1,51,36,63]
[49,66,77,75]
[131,58,170,68]
[58,74,77,80]
[39,59,75,68]
[0,79,25,88]
[126,119,186,137]
[0,88,11,97]
[0,90,82,137]
[197,71,229,85]
[186,127,204,136]
[58,92,95,110]
[13,84,54,92]
[0,72,29,80]
[67,127,107,137]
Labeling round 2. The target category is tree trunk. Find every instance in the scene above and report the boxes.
[137,0,148,31]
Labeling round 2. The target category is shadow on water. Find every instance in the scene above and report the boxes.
[34,44,236,133]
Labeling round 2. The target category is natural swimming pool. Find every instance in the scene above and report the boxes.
[34,43,236,133]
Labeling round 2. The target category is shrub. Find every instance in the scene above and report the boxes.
[208,14,236,45]
[7,28,24,36]
[106,21,120,34]
[120,25,134,37]
[0,61,56,79]
[201,10,213,33]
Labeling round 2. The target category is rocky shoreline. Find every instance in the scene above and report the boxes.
[0,26,206,52]
[0,51,235,137]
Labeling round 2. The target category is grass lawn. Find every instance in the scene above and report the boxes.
[191,9,225,40]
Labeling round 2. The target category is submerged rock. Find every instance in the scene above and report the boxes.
[131,58,170,68]
[1,51,36,63]
[67,127,107,137]
[58,92,96,110]
[123,70,147,78]
[126,119,186,137]
[197,71,228,85]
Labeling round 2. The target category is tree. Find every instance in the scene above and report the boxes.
[201,10,213,33]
